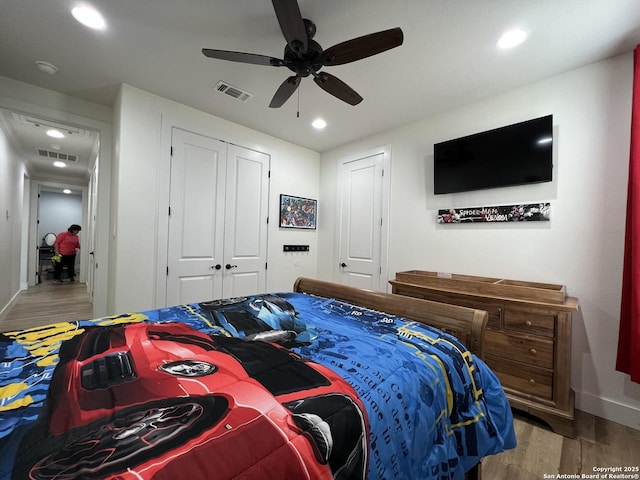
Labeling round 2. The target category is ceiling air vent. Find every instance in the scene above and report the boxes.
[214,81,253,102]
[36,148,79,162]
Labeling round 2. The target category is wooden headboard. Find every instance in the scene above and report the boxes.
[293,277,488,358]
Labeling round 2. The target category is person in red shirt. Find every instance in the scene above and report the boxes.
[53,224,81,283]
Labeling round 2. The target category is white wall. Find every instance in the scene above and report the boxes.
[38,191,83,241]
[0,127,26,320]
[319,52,640,430]
[111,85,320,313]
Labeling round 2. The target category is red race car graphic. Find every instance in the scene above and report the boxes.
[13,322,368,480]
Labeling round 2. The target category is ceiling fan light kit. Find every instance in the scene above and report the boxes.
[202,0,403,108]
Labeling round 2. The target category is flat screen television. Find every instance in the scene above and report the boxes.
[433,115,553,194]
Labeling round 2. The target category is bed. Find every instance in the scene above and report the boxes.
[0,278,515,480]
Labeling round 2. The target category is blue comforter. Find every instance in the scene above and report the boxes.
[0,292,515,480]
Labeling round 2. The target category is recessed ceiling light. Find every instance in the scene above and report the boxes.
[312,118,327,129]
[46,129,65,139]
[35,61,58,75]
[53,161,67,168]
[496,28,528,49]
[71,5,107,30]
[63,189,72,194]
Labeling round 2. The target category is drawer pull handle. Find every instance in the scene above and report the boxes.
[530,348,537,355]
[529,379,536,385]
[525,320,533,327]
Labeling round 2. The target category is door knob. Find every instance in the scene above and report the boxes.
[226,264,238,270]
[211,264,221,270]
[340,262,348,268]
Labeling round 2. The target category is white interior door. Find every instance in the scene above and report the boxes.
[87,161,99,300]
[166,129,270,305]
[166,128,226,305]
[338,152,385,290]
[222,144,270,298]
[35,184,42,284]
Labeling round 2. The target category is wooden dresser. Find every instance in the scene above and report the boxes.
[390,270,579,438]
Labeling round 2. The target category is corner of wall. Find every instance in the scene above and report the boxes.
[576,389,640,431]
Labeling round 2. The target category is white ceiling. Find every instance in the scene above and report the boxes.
[0,108,99,184]
[1,0,639,183]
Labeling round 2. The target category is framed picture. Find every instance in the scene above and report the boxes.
[279,194,317,229]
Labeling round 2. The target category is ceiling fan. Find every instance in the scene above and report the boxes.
[202,0,404,108]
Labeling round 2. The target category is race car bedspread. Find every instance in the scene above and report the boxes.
[0,292,516,480]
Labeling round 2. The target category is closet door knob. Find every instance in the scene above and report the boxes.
[225,264,238,270]
[340,262,348,268]
[211,264,221,270]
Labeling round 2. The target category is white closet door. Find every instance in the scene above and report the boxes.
[87,162,99,300]
[222,144,270,298]
[338,152,384,290]
[166,128,226,305]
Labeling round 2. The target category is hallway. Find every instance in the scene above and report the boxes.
[1,279,93,331]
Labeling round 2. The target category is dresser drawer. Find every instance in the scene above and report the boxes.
[504,310,555,338]
[483,307,502,329]
[485,330,554,369]
[485,354,553,399]
[391,285,504,328]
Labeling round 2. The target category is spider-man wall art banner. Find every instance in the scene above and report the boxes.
[438,202,550,223]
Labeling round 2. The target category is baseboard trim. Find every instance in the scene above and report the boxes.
[0,289,22,323]
[575,389,640,431]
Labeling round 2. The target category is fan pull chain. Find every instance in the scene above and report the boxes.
[297,87,300,118]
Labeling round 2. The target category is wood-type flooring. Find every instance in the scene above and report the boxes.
[2,278,93,331]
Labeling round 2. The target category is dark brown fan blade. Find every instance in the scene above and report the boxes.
[269,76,302,108]
[321,27,404,66]
[272,0,307,55]
[202,49,284,66]
[313,72,363,106]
